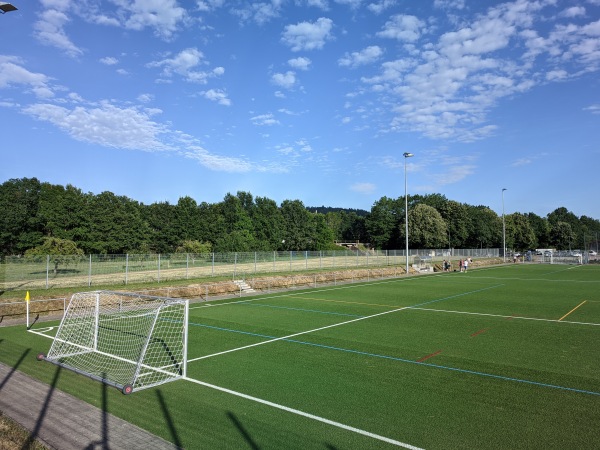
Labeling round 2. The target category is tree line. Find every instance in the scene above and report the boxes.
[1,177,598,257]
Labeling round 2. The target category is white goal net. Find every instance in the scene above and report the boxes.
[40,290,188,394]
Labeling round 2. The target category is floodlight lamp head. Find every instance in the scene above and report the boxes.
[502,188,507,192]
[0,3,18,13]
[403,152,414,158]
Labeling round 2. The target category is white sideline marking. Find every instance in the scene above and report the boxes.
[188,302,413,362]
[410,307,600,326]
[184,377,423,449]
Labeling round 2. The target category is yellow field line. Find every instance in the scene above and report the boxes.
[295,296,395,308]
[558,300,587,321]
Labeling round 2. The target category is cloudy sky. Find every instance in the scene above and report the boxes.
[1,0,599,219]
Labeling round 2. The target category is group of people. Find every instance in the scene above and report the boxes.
[442,257,473,272]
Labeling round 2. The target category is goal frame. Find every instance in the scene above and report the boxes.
[38,290,189,394]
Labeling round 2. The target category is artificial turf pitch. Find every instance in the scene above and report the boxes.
[1,263,599,449]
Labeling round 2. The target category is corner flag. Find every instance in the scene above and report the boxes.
[25,291,30,302]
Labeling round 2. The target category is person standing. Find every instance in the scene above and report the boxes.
[464,258,469,272]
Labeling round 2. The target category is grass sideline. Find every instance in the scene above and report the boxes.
[1,264,599,449]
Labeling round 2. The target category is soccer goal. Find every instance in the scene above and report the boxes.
[38,290,188,394]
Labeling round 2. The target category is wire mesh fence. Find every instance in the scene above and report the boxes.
[1,248,500,290]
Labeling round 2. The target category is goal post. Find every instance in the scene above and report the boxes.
[38,290,188,394]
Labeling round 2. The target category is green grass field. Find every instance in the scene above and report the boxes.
[1,264,599,449]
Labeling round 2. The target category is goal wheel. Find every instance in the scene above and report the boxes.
[122,384,133,395]
[36,353,46,361]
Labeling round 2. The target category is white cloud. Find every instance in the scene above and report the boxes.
[231,2,283,25]
[433,0,465,9]
[350,182,376,194]
[116,0,187,39]
[23,101,171,151]
[99,56,118,65]
[0,56,55,98]
[583,104,600,114]
[271,71,297,89]
[251,113,280,126]
[338,45,383,68]
[202,88,232,106]
[147,48,224,84]
[34,8,83,57]
[376,14,425,42]
[367,0,396,14]
[281,17,334,51]
[559,6,586,18]
[288,57,312,70]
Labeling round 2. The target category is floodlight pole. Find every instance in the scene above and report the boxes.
[404,152,414,275]
[502,188,507,263]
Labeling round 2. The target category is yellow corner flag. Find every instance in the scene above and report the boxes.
[25,291,30,302]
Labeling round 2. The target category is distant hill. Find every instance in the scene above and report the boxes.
[307,206,370,217]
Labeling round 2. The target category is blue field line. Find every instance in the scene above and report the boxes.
[189,321,600,397]
[239,302,366,318]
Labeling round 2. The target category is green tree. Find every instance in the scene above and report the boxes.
[365,197,401,249]
[403,204,447,248]
[525,212,549,248]
[280,200,314,250]
[505,213,536,251]
[24,237,84,275]
[79,192,148,254]
[469,206,502,249]
[251,197,284,250]
[175,240,212,253]
[37,182,86,241]
[0,178,43,255]
[550,221,575,250]
[142,201,179,253]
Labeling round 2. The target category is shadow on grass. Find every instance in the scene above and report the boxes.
[156,389,184,449]
[227,411,260,450]
[84,373,110,450]
[20,363,62,450]
[0,347,30,391]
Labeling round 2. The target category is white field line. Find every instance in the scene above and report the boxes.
[189,276,420,312]
[409,307,600,326]
[184,376,423,450]
[189,303,413,362]
[188,285,500,362]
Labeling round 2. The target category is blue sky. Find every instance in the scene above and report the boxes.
[1,0,599,219]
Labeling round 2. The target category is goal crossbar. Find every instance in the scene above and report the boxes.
[40,290,189,394]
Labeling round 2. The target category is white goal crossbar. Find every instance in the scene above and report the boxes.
[39,290,188,394]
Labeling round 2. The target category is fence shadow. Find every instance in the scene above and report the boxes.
[20,364,62,450]
[156,389,183,449]
[227,411,260,450]
[0,347,29,391]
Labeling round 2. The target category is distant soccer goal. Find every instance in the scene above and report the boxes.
[38,290,188,394]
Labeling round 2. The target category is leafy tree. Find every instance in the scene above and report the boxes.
[469,206,502,249]
[440,200,470,248]
[525,212,549,248]
[175,240,212,253]
[550,221,575,250]
[505,213,536,251]
[402,204,447,248]
[251,197,284,250]
[79,192,148,254]
[365,196,402,249]
[0,178,43,255]
[142,201,179,253]
[176,196,202,242]
[547,207,582,248]
[214,230,257,253]
[280,200,314,250]
[25,237,84,275]
[339,211,366,243]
